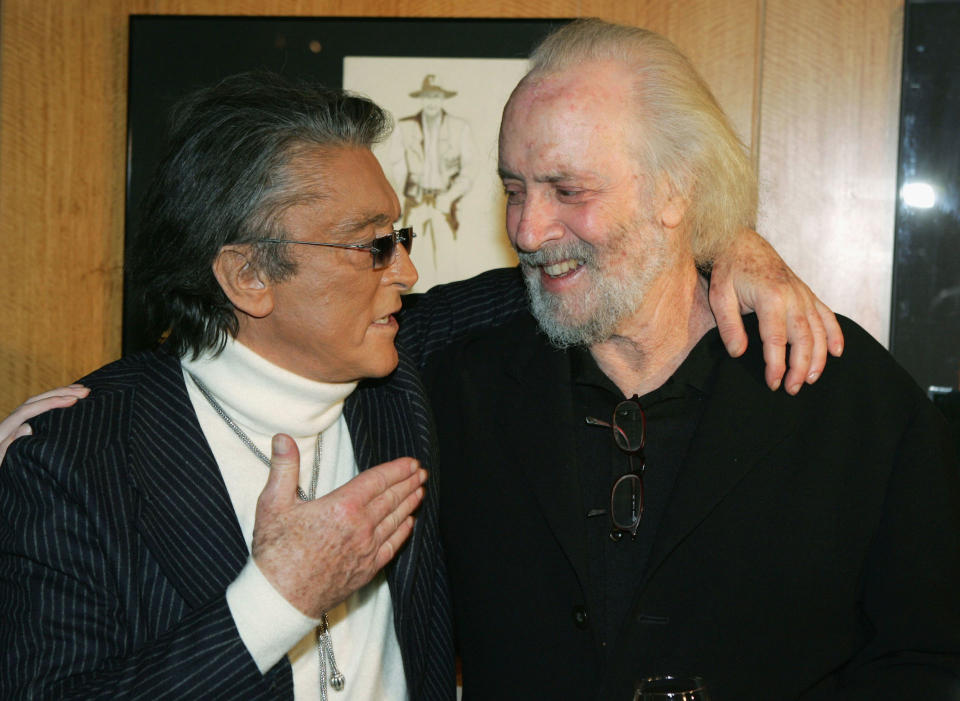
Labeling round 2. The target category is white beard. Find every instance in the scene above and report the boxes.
[519,222,668,348]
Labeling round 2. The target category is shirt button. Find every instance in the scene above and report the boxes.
[572,605,589,629]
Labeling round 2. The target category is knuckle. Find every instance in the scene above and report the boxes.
[380,540,396,563]
[370,467,390,494]
[255,493,275,516]
[763,332,788,347]
[790,326,813,346]
[708,281,732,305]
[764,288,786,308]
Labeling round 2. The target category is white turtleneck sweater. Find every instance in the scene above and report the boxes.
[181,337,407,701]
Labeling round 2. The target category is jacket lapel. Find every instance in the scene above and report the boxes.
[639,354,798,590]
[343,354,440,688]
[343,385,413,590]
[129,352,249,609]
[504,318,593,592]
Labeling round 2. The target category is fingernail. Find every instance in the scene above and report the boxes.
[771,378,781,391]
[409,459,419,473]
[807,370,819,382]
[272,434,290,454]
[788,383,801,395]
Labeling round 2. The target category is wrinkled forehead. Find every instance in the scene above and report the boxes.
[279,145,401,233]
[499,65,638,170]
[505,61,633,121]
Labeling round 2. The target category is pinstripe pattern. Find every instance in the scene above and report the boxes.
[0,266,527,700]
[398,267,529,370]
[348,352,454,701]
[0,348,449,699]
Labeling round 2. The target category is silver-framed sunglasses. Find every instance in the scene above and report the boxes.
[259,227,415,269]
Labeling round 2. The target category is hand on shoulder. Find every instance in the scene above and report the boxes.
[708,229,844,395]
[0,385,89,463]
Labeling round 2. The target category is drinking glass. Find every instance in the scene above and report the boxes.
[634,675,711,700]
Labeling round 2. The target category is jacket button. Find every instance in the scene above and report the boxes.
[572,605,589,629]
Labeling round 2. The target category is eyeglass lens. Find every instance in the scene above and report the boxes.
[610,399,646,534]
[611,469,643,530]
[372,228,414,268]
[613,400,645,453]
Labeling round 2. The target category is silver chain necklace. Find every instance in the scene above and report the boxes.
[188,372,346,697]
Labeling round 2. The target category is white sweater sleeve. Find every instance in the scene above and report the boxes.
[226,557,321,673]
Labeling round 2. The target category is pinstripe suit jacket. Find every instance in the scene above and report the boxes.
[0,267,528,700]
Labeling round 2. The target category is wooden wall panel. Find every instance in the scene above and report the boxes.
[0,1,127,415]
[0,0,759,413]
[756,0,903,344]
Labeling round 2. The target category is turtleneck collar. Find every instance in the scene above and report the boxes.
[180,335,358,439]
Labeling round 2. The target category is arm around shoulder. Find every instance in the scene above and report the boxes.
[397,266,527,368]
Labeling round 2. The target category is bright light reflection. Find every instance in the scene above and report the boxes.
[901,181,936,208]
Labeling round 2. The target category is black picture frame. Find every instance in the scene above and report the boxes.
[124,16,568,354]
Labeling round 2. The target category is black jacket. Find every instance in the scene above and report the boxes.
[424,311,960,700]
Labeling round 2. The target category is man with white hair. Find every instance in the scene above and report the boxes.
[424,19,960,700]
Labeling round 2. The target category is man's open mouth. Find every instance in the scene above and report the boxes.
[541,259,585,278]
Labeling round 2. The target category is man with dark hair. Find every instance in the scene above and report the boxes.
[0,72,458,700]
[1,68,847,699]
[424,19,960,700]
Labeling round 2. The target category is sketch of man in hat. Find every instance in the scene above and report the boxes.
[386,74,477,272]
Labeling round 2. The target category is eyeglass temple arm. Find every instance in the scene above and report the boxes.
[257,239,370,250]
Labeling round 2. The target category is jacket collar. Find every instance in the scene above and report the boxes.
[502,314,798,605]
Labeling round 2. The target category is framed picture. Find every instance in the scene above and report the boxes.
[344,56,529,291]
[125,16,568,354]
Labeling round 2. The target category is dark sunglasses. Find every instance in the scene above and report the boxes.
[259,227,415,269]
[585,395,647,541]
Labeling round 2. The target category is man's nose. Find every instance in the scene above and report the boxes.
[511,196,565,253]
[387,239,418,289]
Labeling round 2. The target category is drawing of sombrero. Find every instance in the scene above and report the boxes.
[409,74,457,98]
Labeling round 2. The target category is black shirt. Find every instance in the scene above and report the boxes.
[570,329,726,665]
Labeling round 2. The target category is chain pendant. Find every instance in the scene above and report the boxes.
[316,612,346,696]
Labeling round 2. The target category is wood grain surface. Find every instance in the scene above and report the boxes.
[0,0,901,413]
[756,0,903,343]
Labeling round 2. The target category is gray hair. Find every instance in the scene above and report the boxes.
[522,19,758,264]
[132,71,392,358]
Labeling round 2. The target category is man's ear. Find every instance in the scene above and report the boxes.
[212,245,274,318]
[660,193,687,230]
[650,174,686,230]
